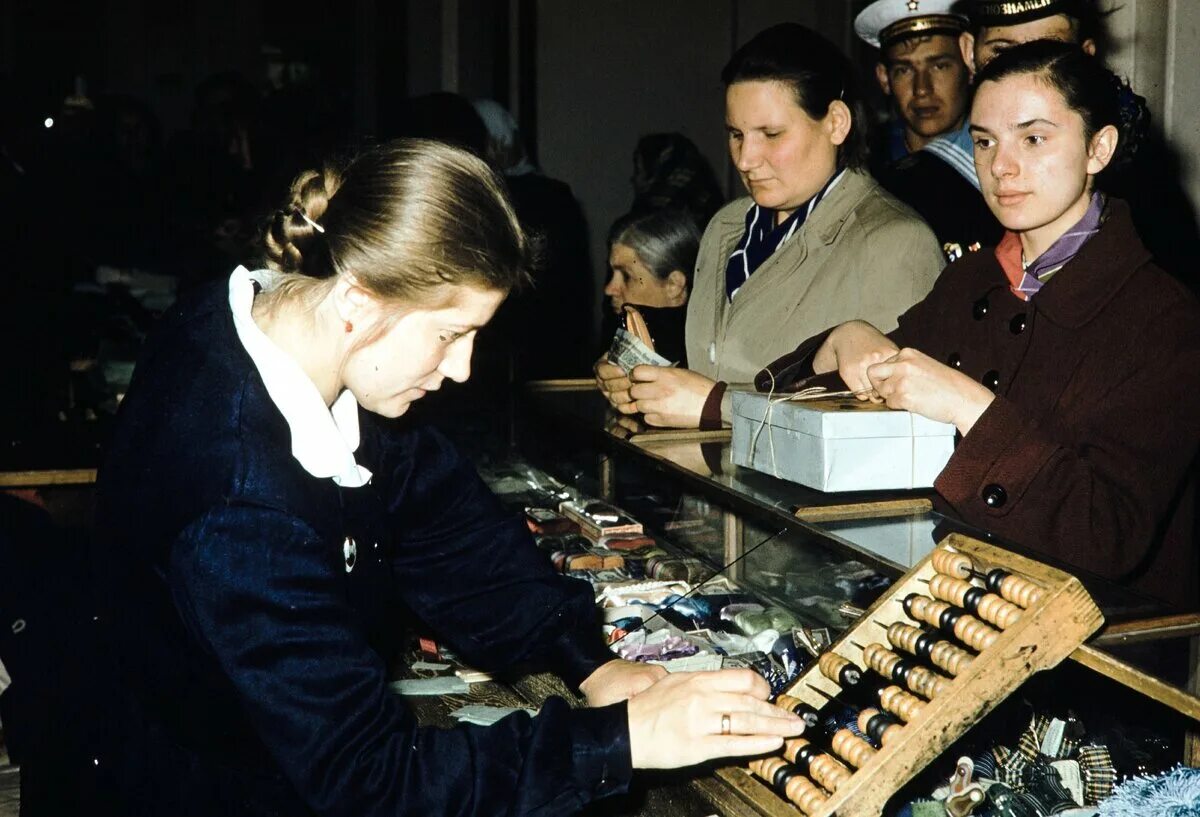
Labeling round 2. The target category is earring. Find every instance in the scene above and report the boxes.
[344,320,353,334]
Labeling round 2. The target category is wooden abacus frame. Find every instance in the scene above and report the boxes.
[715,532,1104,817]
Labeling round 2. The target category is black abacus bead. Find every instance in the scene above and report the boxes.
[890,658,915,686]
[962,586,986,615]
[864,712,898,744]
[986,569,1009,594]
[903,593,922,618]
[939,606,964,632]
[913,631,936,660]
[792,744,817,774]
[773,763,801,794]
[840,665,863,688]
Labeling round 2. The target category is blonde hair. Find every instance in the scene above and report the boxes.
[260,139,530,307]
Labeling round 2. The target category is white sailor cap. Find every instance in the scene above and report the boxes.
[855,0,970,49]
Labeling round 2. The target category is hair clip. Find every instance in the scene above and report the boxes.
[298,209,325,234]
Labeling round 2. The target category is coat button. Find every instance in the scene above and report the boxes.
[946,352,962,369]
[982,484,1007,508]
[972,297,989,320]
[1009,313,1027,335]
[982,370,1000,391]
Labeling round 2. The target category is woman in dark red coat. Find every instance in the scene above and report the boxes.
[760,41,1200,610]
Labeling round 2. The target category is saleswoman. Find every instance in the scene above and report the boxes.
[760,42,1200,611]
[596,23,944,429]
[90,139,802,816]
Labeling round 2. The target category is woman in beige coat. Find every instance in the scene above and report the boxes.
[597,23,944,428]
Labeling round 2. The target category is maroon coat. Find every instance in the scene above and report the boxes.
[760,200,1200,610]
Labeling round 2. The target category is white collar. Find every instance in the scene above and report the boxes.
[228,266,372,488]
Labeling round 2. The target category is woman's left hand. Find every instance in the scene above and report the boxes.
[628,367,717,428]
[579,658,668,707]
[866,348,995,435]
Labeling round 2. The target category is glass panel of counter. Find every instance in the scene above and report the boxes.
[517,385,1200,707]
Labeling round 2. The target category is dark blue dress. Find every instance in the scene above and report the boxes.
[91,283,631,816]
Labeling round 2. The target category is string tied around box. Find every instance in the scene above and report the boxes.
[749,368,875,478]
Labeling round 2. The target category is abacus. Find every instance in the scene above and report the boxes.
[718,533,1104,817]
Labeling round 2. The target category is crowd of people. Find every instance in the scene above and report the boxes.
[3,1,1200,816]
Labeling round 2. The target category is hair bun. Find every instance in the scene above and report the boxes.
[262,166,343,276]
[1109,77,1149,173]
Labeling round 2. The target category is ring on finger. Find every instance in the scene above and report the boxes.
[720,712,732,736]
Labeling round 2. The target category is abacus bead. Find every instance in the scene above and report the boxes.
[785,776,828,815]
[962,586,986,614]
[811,756,851,791]
[758,756,785,778]
[775,694,805,716]
[1005,575,1044,607]
[932,548,973,578]
[831,729,875,767]
[881,685,925,721]
[986,568,1007,594]
[772,762,800,794]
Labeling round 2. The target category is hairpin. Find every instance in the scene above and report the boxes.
[298,210,325,234]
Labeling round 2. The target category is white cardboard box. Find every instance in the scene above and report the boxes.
[731,391,956,492]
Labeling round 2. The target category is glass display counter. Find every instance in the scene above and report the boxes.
[510,382,1200,814]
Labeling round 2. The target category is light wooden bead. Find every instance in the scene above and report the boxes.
[910,596,999,652]
[784,775,830,815]
[810,754,852,792]
[976,593,1022,629]
[910,664,950,698]
[930,573,1023,629]
[758,757,787,778]
[775,694,807,717]
[928,638,974,675]
[879,685,926,722]
[929,573,973,607]
[886,622,976,676]
[831,728,876,768]
[783,737,812,762]
[862,642,900,677]
[1000,573,1044,608]
[818,652,861,688]
[955,615,999,651]
[931,548,974,579]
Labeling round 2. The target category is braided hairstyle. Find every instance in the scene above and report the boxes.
[259,138,530,305]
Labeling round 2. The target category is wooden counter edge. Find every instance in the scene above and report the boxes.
[793,497,933,522]
[0,468,98,488]
[525,378,598,392]
[1070,643,1200,722]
